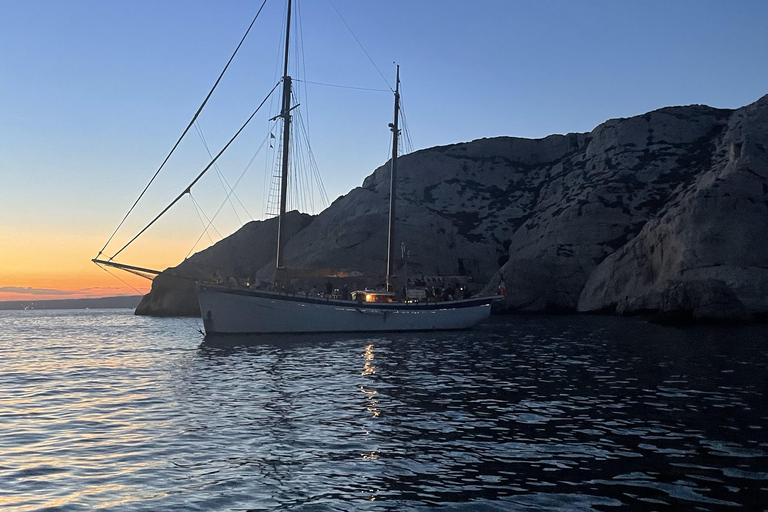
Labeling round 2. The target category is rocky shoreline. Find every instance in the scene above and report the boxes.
[137,95,768,324]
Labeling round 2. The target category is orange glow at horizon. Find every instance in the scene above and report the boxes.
[0,225,199,302]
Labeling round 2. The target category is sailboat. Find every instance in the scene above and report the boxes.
[94,0,497,334]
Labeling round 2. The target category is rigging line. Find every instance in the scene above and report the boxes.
[189,193,223,239]
[98,262,203,334]
[186,132,271,259]
[290,94,311,212]
[120,267,157,281]
[397,82,412,152]
[297,127,309,213]
[96,0,270,260]
[269,5,286,121]
[326,0,393,92]
[95,263,150,295]
[293,114,310,212]
[194,121,246,224]
[265,120,283,217]
[310,162,329,208]
[230,131,270,219]
[217,161,251,221]
[189,194,215,246]
[400,111,412,154]
[296,130,307,213]
[185,203,213,259]
[195,122,239,215]
[288,123,297,212]
[297,0,310,136]
[295,107,329,206]
[108,80,281,262]
[289,124,297,211]
[294,122,312,212]
[294,79,389,93]
[403,117,413,151]
[399,91,414,153]
[101,258,204,335]
[262,120,278,217]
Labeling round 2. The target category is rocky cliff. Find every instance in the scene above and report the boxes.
[577,95,768,322]
[136,95,768,321]
[135,211,312,316]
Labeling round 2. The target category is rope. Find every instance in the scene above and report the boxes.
[186,193,224,255]
[398,86,414,154]
[193,121,247,224]
[326,0,393,92]
[185,131,272,259]
[294,104,330,208]
[297,0,310,135]
[97,260,205,334]
[108,81,281,262]
[95,263,150,293]
[96,0,270,260]
[189,193,223,239]
[294,79,389,93]
[188,194,216,246]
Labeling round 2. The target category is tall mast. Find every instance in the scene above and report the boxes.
[386,65,400,292]
[276,0,293,270]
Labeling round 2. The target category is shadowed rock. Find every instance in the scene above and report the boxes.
[649,279,751,325]
[135,212,312,316]
[577,95,768,320]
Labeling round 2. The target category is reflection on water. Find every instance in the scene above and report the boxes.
[0,309,766,511]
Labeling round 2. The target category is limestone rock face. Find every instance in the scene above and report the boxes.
[136,94,768,321]
[484,103,736,310]
[578,95,768,318]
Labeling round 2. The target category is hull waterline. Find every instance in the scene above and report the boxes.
[198,285,495,335]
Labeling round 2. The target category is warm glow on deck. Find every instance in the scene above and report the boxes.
[363,292,394,303]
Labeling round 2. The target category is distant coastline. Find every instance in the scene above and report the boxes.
[0,295,143,311]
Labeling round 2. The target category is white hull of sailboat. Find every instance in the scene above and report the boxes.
[198,285,494,335]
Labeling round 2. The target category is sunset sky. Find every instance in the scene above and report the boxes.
[2,0,768,302]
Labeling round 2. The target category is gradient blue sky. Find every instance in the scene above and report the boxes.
[1,0,767,299]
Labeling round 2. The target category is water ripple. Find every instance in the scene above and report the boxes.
[0,310,766,510]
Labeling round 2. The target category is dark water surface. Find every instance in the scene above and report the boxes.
[1,309,766,511]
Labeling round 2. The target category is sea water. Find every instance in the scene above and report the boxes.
[0,309,766,511]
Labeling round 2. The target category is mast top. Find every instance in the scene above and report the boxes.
[282,0,292,79]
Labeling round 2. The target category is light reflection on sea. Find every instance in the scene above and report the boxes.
[0,309,766,511]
